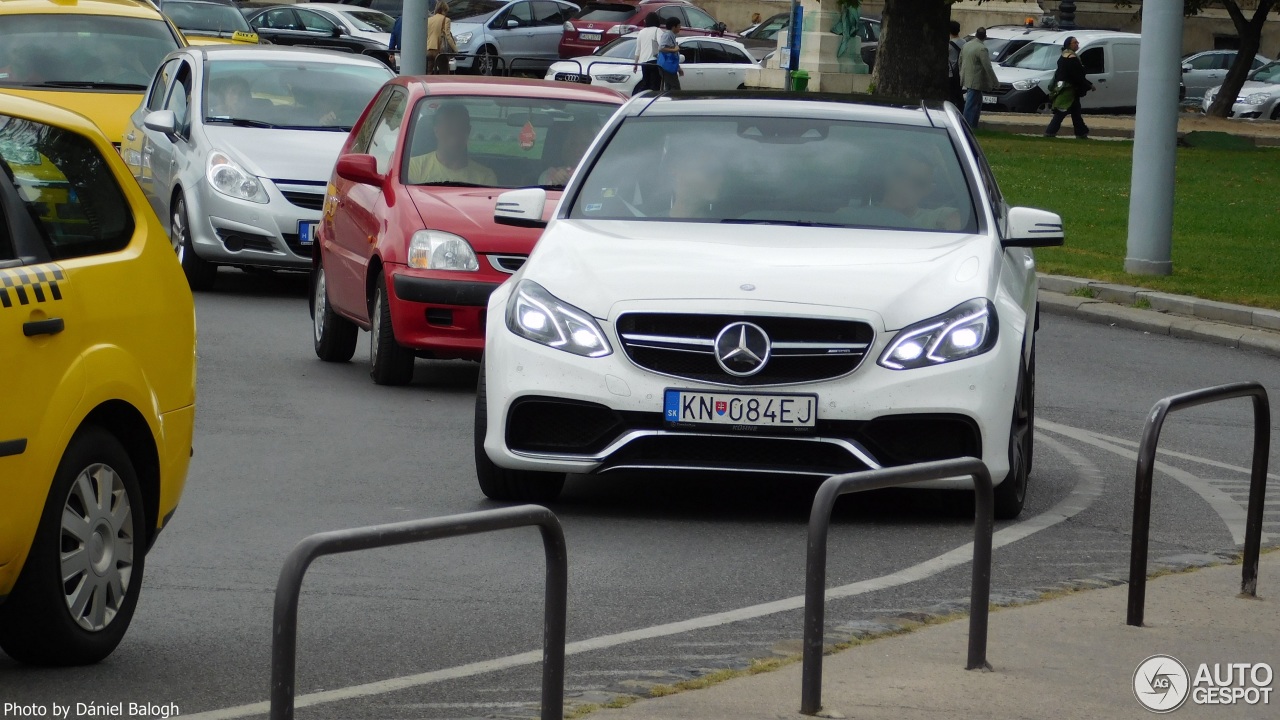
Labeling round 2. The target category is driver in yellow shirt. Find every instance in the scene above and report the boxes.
[407,102,497,186]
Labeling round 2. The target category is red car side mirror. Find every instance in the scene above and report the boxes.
[335,154,383,186]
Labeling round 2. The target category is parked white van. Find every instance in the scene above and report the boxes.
[983,30,1141,113]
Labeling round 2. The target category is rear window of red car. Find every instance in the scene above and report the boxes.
[574,3,636,21]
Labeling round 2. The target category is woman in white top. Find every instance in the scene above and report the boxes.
[631,14,663,93]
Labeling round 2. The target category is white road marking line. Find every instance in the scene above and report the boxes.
[1051,425,1279,481]
[184,433,1103,720]
[1038,419,1253,544]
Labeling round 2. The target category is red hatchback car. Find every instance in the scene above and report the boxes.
[310,77,624,385]
[558,0,730,59]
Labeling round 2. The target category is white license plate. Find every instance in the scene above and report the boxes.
[664,389,817,429]
[579,32,601,41]
[298,221,317,245]
[982,94,997,104]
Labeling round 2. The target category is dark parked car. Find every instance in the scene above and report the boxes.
[247,4,391,57]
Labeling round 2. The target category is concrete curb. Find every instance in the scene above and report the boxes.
[1038,274,1280,359]
[979,115,1280,147]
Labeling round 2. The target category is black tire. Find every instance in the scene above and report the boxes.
[312,265,358,362]
[369,274,415,386]
[474,366,565,502]
[172,194,217,291]
[994,346,1034,520]
[476,46,497,76]
[0,427,146,665]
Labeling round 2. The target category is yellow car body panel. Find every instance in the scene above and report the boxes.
[182,30,260,45]
[0,93,196,596]
[0,0,186,144]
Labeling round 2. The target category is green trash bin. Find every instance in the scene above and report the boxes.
[791,69,810,92]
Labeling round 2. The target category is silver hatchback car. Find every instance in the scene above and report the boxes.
[121,46,393,289]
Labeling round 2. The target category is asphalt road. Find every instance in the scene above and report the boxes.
[3,269,1278,719]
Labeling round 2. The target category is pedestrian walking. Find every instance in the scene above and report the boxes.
[959,27,997,128]
[1044,36,1093,139]
[656,17,684,91]
[947,21,964,109]
[632,14,663,93]
[426,2,456,73]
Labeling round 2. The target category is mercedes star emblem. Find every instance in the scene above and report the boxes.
[714,322,771,377]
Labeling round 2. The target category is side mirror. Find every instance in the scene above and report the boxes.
[143,110,177,137]
[1181,64,1191,74]
[335,154,383,186]
[494,188,548,228]
[506,19,520,28]
[1002,206,1063,248]
[331,26,346,37]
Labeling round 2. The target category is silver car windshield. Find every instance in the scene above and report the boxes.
[203,60,393,131]
[1251,61,1280,84]
[568,116,978,233]
[401,95,619,189]
[0,15,178,90]
[1004,41,1061,71]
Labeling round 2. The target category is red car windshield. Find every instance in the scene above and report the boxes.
[401,95,618,189]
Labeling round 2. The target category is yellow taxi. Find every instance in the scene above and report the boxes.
[0,92,196,666]
[158,0,260,46]
[0,0,186,144]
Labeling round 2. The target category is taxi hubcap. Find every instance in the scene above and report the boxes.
[60,464,134,632]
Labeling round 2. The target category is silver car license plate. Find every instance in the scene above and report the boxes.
[663,389,817,429]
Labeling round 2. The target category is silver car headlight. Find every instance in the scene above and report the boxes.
[453,31,473,46]
[879,299,998,370]
[207,151,268,203]
[408,230,478,271]
[506,279,611,358]
[1011,79,1038,91]
[1243,92,1272,105]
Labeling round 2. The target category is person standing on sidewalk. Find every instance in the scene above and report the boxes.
[425,2,455,73]
[632,14,663,93]
[947,21,964,109]
[1044,36,1093,139]
[959,27,997,128]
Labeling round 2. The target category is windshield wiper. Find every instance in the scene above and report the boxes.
[719,218,844,228]
[29,81,148,90]
[205,117,280,129]
[417,181,490,188]
[537,183,566,191]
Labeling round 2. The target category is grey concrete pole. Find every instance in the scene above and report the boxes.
[400,0,428,76]
[1123,1,1183,275]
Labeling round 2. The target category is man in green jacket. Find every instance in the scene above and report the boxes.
[959,27,998,128]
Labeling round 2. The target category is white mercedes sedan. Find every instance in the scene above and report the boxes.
[477,93,1063,519]
[545,34,759,95]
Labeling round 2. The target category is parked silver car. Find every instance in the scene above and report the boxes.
[450,0,579,74]
[120,46,392,289]
[1202,60,1280,120]
[1181,49,1270,101]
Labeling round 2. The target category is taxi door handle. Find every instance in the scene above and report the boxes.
[23,318,64,337]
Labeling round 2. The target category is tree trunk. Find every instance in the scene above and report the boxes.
[1206,1,1276,118]
[870,0,953,101]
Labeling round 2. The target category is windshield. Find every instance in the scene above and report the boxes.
[745,16,787,41]
[575,4,636,22]
[0,15,179,89]
[203,60,392,130]
[163,1,253,35]
[340,9,396,32]
[1004,41,1061,71]
[568,116,976,232]
[449,0,506,20]
[401,95,619,189]
[1251,61,1280,84]
[595,37,637,58]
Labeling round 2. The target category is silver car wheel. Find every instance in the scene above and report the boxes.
[171,205,186,262]
[313,269,327,343]
[60,463,134,633]
[370,291,382,366]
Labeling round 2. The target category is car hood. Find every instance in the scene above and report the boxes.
[351,30,391,46]
[523,221,999,330]
[451,21,485,37]
[1232,80,1280,98]
[203,125,347,181]
[994,64,1049,84]
[405,186,560,254]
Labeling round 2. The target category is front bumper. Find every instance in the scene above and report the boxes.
[483,297,1022,488]
[982,86,1046,113]
[386,264,504,360]
[187,178,322,270]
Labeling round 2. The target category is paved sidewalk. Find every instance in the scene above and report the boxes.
[980,112,1280,146]
[591,553,1280,720]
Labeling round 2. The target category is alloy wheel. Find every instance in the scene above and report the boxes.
[313,269,327,343]
[60,463,134,633]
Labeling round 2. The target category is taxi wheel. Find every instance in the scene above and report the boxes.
[474,366,565,503]
[313,266,358,362]
[994,346,1034,520]
[172,195,217,291]
[369,275,415,386]
[0,427,145,666]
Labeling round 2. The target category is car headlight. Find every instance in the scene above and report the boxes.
[879,299,998,370]
[506,279,611,357]
[408,230,478,271]
[453,31,473,46]
[1011,79,1037,91]
[1243,92,1272,105]
[598,74,631,83]
[206,151,268,203]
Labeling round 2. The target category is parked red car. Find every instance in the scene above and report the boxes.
[310,76,625,385]
[558,0,731,59]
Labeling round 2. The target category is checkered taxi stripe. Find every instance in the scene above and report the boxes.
[0,264,64,308]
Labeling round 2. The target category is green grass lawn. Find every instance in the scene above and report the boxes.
[977,131,1280,310]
